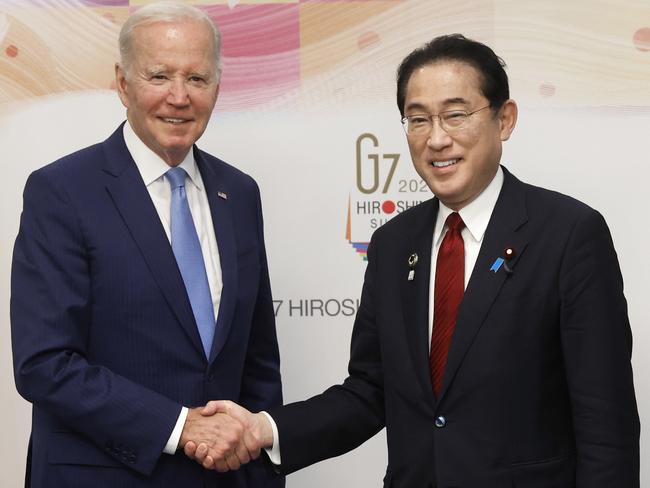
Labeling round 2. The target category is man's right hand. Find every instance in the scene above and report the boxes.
[179,405,260,472]
[183,400,273,471]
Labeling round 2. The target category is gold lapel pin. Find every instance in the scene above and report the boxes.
[407,253,418,281]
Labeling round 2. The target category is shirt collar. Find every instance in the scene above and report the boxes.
[122,121,202,191]
[434,166,504,246]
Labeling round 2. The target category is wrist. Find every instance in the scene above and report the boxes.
[254,412,274,448]
[179,407,199,447]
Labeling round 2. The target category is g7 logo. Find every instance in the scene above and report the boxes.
[356,133,400,194]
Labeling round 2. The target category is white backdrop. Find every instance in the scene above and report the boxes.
[1,1,649,486]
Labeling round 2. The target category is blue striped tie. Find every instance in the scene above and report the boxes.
[166,167,215,357]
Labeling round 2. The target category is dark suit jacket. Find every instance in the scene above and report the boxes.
[11,125,284,488]
[270,167,639,488]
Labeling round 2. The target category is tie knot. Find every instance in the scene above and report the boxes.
[446,212,465,232]
[166,167,187,190]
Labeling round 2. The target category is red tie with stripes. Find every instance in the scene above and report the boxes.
[430,212,465,397]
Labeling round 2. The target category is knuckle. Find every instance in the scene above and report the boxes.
[227,456,240,470]
[225,432,239,445]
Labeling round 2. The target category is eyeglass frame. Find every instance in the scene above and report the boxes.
[400,104,492,136]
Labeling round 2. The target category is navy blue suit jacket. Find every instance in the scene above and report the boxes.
[270,167,639,487]
[11,125,284,488]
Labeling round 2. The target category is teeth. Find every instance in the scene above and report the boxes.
[432,159,458,168]
[163,118,185,124]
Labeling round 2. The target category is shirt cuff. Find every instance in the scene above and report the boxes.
[163,406,188,454]
[260,411,281,465]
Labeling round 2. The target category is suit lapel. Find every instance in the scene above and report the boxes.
[195,149,237,365]
[101,126,206,359]
[437,167,529,402]
[400,199,438,407]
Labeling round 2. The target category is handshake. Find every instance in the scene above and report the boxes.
[179,400,274,472]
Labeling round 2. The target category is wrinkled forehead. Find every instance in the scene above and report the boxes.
[131,19,215,55]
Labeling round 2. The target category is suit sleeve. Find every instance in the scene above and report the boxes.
[11,170,181,476]
[239,182,285,487]
[559,209,640,487]
[238,181,283,411]
[267,236,386,475]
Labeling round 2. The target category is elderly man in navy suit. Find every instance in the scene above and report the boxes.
[188,35,640,488]
[11,2,283,487]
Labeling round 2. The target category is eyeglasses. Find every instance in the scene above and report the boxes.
[401,105,491,136]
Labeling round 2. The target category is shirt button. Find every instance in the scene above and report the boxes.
[434,416,447,428]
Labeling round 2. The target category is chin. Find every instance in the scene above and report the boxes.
[161,139,193,152]
[431,184,464,203]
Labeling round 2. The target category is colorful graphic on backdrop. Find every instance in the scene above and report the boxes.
[0,0,404,109]
[1,0,649,111]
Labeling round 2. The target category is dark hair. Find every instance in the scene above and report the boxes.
[396,34,509,116]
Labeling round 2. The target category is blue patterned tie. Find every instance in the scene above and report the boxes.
[167,167,215,357]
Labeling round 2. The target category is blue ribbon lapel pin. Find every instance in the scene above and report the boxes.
[490,257,505,273]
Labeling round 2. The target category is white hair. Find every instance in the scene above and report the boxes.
[118,1,222,81]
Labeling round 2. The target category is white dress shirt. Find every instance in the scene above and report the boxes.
[266,166,505,465]
[122,122,223,454]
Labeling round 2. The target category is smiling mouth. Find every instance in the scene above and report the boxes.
[161,117,190,124]
[431,158,459,168]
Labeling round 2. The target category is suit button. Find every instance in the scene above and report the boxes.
[434,416,447,428]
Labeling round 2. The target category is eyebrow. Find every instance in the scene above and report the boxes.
[442,97,470,106]
[144,65,168,75]
[190,70,212,79]
[404,102,428,113]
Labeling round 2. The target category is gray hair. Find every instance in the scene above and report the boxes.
[118,1,222,81]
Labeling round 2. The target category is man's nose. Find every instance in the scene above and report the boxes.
[168,79,190,105]
[426,118,452,149]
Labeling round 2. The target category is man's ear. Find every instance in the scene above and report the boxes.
[115,63,129,109]
[213,83,220,107]
[499,99,518,141]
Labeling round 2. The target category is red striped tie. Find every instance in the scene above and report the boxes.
[430,212,465,396]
